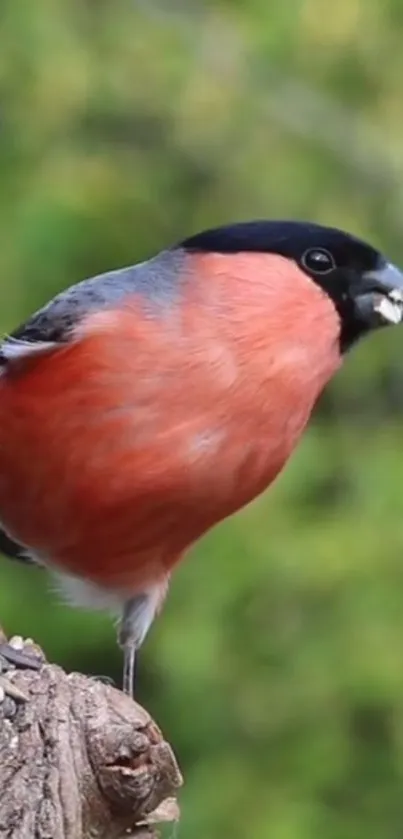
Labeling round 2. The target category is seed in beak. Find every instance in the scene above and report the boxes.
[374,293,403,324]
[388,288,403,303]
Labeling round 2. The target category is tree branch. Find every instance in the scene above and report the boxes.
[0,631,182,839]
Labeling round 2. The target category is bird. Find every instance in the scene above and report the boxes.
[0,218,402,700]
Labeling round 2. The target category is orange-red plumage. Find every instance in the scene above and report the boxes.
[0,253,340,591]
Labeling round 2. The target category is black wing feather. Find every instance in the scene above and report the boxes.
[0,530,37,565]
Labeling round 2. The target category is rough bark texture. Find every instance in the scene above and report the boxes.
[0,631,182,839]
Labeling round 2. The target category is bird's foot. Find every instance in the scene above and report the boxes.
[122,643,138,699]
[92,674,116,688]
[0,675,29,704]
[0,635,43,710]
[0,637,43,672]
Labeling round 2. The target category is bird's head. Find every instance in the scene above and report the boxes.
[180,220,403,353]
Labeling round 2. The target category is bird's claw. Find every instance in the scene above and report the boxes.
[0,639,42,671]
[92,674,116,688]
[0,675,29,703]
[0,636,43,708]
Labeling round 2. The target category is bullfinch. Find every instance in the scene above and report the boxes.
[0,219,402,698]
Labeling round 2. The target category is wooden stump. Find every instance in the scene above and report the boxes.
[0,632,182,839]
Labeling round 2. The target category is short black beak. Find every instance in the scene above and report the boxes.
[354,261,403,326]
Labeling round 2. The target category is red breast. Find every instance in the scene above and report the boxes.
[0,252,341,590]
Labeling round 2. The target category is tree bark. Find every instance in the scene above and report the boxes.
[0,631,182,839]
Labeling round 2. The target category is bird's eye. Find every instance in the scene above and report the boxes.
[302,248,335,274]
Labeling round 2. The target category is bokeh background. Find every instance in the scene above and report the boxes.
[1,1,403,837]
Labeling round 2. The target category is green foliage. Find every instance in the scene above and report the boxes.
[1,2,403,837]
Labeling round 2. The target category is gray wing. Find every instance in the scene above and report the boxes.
[3,249,183,351]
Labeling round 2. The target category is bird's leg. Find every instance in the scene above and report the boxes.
[118,585,166,699]
[118,595,149,699]
[122,640,138,698]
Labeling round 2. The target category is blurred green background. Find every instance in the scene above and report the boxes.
[2,1,403,837]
